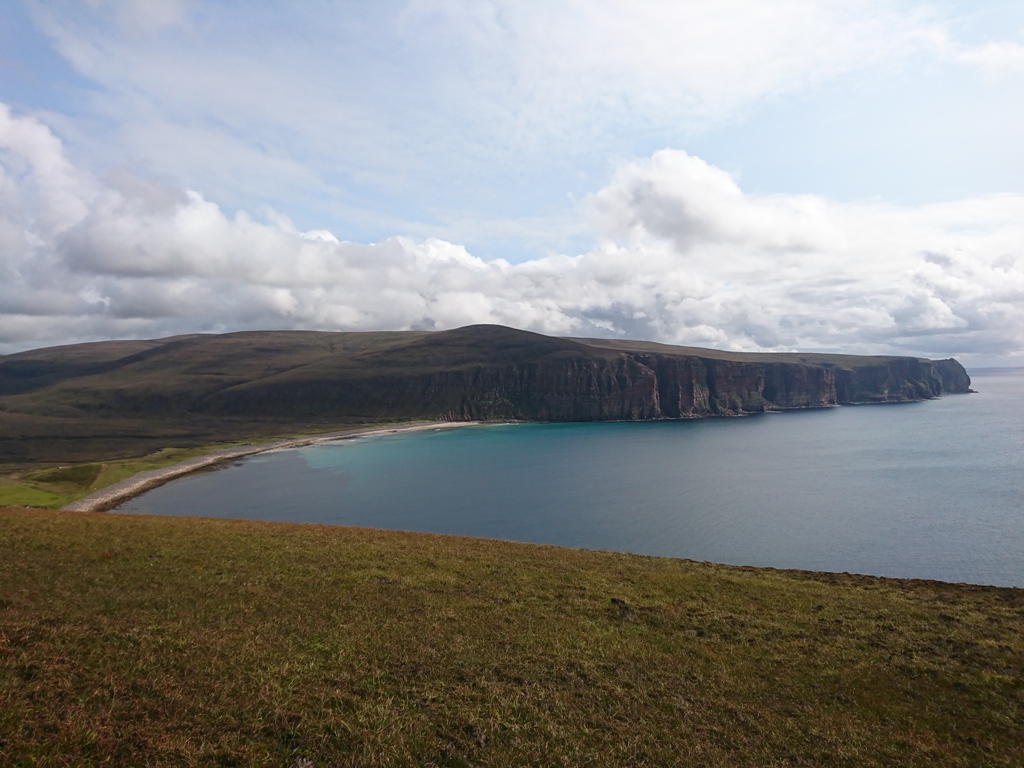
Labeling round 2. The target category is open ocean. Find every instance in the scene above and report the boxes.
[116,369,1024,587]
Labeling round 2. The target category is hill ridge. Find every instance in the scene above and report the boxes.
[0,325,971,463]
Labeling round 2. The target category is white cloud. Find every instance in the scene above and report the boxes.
[415,0,943,128]
[954,40,1024,77]
[40,1,950,152]
[0,103,94,233]
[85,0,187,36]
[26,0,1024,256]
[2,105,1022,364]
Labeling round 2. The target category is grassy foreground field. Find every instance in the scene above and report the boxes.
[2,508,1022,766]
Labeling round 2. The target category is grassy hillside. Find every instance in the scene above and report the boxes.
[2,506,1021,766]
[0,327,556,463]
[0,330,427,461]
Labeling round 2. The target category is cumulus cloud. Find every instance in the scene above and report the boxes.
[589,151,1024,355]
[1,105,1022,364]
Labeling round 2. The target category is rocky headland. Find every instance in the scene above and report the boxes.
[194,326,972,421]
[0,324,971,462]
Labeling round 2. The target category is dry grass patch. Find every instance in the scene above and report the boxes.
[1,506,1022,766]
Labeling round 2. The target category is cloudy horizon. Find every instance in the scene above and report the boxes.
[2,1,1023,366]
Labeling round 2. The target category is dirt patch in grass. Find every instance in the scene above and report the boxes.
[2,506,1022,766]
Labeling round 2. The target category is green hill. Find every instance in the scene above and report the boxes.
[0,325,970,465]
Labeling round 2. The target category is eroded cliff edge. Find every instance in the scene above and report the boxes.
[0,324,972,461]
[196,326,972,421]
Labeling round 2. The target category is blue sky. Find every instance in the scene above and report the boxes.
[1,0,1023,364]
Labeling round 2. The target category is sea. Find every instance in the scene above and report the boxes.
[115,369,1024,587]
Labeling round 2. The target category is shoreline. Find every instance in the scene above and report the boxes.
[62,421,484,513]
[59,402,959,514]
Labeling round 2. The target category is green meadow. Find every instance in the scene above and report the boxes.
[2,507,1022,766]
[0,445,246,510]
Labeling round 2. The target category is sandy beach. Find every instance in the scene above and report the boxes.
[62,421,482,513]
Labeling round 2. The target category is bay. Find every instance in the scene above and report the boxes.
[116,369,1024,587]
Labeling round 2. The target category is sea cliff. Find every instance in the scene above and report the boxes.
[0,325,972,462]
[194,326,972,421]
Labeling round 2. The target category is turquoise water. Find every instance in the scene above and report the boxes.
[117,369,1024,586]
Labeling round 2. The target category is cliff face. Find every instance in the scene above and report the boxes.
[200,340,972,422]
[833,358,972,404]
[0,326,975,463]
[762,363,837,409]
[0,325,973,430]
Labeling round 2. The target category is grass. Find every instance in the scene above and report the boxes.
[0,446,236,509]
[0,463,105,508]
[2,506,1022,766]
[0,486,69,508]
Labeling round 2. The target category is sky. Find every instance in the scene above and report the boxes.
[1,0,1023,366]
